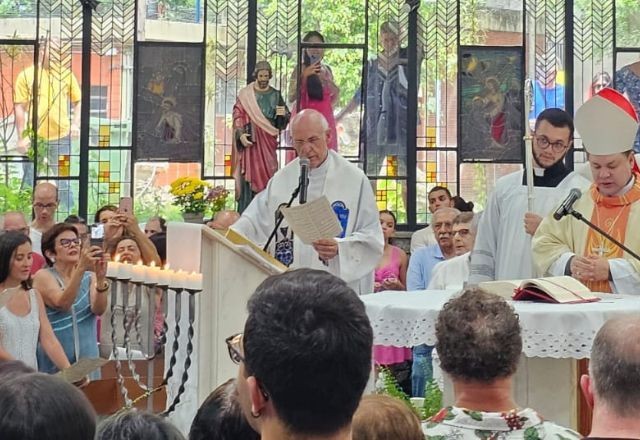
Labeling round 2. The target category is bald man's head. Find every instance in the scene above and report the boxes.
[32,182,59,225]
[590,315,640,416]
[290,109,330,169]
[208,210,240,230]
[0,211,29,236]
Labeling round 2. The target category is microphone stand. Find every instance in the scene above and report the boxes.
[263,183,301,253]
[568,208,640,262]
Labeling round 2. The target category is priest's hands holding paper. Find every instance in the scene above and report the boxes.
[570,255,610,282]
[524,212,543,236]
[313,238,339,262]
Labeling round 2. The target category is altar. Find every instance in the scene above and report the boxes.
[361,290,640,431]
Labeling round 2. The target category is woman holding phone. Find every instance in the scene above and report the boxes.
[32,223,108,374]
[288,31,340,152]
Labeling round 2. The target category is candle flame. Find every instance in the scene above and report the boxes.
[149,261,156,268]
[163,263,170,271]
[136,260,143,266]
[114,254,121,263]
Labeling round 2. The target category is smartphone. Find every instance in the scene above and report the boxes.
[309,53,320,65]
[119,196,133,214]
[90,223,104,248]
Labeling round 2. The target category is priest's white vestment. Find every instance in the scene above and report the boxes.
[469,169,591,283]
[232,150,384,294]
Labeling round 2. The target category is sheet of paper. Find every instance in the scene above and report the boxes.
[56,358,108,383]
[280,196,343,245]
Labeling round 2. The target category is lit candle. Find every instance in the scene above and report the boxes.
[169,269,188,289]
[145,262,160,285]
[119,262,133,280]
[158,264,172,287]
[187,272,203,291]
[106,260,121,279]
[131,261,146,283]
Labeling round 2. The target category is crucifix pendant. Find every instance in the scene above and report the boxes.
[592,244,609,257]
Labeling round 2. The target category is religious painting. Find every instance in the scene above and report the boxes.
[134,42,204,161]
[458,46,524,163]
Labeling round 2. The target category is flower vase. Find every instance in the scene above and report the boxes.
[182,212,204,224]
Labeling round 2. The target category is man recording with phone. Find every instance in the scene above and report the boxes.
[533,88,640,294]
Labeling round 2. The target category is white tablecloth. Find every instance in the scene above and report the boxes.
[362,290,640,358]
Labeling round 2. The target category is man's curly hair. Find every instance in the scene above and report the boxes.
[435,288,522,382]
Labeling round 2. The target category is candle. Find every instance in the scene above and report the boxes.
[169,269,188,289]
[158,265,172,287]
[145,262,160,285]
[106,260,121,279]
[131,261,146,283]
[187,272,203,291]
[119,262,133,280]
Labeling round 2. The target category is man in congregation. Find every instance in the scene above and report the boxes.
[0,211,46,274]
[469,108,590,283]
[406,206,459,398]
[428,211,478,290]
[410,186,454,253]
[423,287,581,438]
[580,315,640,439]
[230,269,373,440]
[533,89,640,294]
[30,182,59,254]
[231,109,383,294]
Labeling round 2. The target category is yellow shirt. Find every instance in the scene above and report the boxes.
[14,65,81,140]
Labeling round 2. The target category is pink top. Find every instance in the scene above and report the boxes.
[374,245,401,289]
[372,245,411,365]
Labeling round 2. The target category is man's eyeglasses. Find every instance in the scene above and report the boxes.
[59,238,82,248]
[33,203,57,210]
[535,135,569,153]
[452,228,471,237]
[226,333,245,364]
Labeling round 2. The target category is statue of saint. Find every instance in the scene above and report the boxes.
[232,61,290,213]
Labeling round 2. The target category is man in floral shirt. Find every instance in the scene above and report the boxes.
[423,288,581,439]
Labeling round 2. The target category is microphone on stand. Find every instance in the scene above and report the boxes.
[553,188,640,263]
[299,157,310,205]
[553,188,582,221]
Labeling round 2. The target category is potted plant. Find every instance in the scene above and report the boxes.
[169,176,210,223]
[206,185,229,219]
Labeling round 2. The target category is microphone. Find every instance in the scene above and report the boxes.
[553,188,582,221]
[298,157,310,205]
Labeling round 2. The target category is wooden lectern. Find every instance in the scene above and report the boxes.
[165,223,285,432]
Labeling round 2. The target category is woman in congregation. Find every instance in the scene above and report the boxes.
[33,223,108,373]
[288,30,340,152]
[373,210,411,393]
[102,235,162,358]
[0,232,71,371]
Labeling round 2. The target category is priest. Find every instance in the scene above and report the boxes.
[469,108,591,283]
[231,109,384,294]
[533,88,640,294]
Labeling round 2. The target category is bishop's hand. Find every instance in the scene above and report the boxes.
[571,255,610,282]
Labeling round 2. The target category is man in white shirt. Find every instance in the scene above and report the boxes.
[428,211,478,290]
[232,109,384,294]
[410,186,453,253]
[30,182,59,254]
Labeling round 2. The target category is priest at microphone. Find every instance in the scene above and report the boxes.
[533,88,640,294]
[231,109,384,294]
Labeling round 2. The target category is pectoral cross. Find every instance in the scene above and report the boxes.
[592,244,610,257]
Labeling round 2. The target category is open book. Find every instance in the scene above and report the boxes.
[479,276,600,304]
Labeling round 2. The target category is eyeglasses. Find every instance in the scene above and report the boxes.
[33,202,57,210]
[58,238,82,248]
[535,135,569,153]
[292,136,322,150]
[225,333,245,364]
[452,228,471,237]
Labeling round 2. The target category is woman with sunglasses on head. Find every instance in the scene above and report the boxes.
[0,232,70,371]
[32,223,108,374]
